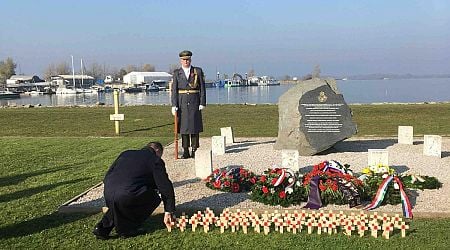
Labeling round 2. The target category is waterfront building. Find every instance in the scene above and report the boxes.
[123,72,172,89]
[51,75,95,89]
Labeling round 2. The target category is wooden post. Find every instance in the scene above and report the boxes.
[174,110,179,160]
[110,90,124,135]
[114,90,120,135]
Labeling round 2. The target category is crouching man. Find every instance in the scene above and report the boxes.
[93,141,175,239]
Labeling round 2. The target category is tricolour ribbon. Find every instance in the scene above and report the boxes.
[365,175,413,218]
[394,176,413,219]
[365,175,393,210]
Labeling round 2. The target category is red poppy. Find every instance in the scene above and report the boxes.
[279,191,286,199]
[262,186,269,194]
[319,182,327,191]
[231,183,240,193]
[250,177,257,184]
[223,181,231,187]
[213,180,221,189]
[271,178,278,185]
[260,175,267,182]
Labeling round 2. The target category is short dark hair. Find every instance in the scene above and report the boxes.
[147,141,163,153]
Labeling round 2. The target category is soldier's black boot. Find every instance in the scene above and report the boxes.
[182,148,190,159]
[191,148,197,158]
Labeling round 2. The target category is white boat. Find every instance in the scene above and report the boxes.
[224,79,245,88]
[56,56,95,94]
[256,76,280,86]
[0,91,20,99]
[56,87,79,94]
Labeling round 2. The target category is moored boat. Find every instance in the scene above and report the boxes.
[0,91,21,99]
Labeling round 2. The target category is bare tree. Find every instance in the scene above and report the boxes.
[283,75,291,81]
[167,64,179,75]
[312,64,321,78]
[55,62,70,75]
[85,62,105,81]
[141,64,155,72]
[126,64,138,73]
[43,63,56,81]
[248,68,255,77]
[115,68,128,81]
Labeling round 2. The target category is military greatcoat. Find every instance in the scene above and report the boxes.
[171,66,206,134]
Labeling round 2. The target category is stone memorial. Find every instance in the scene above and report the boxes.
[423,135,442,158]
[195,149,213,179]
[220,127,235,144]
[281,150,299,170]
[274,78,357,155]
[211,136,226,155]
[368,149,389,167]
[398,126,413,145]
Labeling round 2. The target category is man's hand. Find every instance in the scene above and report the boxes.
[164,212,175,228]
[199,105,205,111]
[171,107,178,116]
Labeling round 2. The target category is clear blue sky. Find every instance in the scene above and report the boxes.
[1,0,449,79]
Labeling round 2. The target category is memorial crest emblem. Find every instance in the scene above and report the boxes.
[318,91,328,103]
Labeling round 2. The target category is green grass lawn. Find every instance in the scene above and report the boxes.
[1,104,449,249]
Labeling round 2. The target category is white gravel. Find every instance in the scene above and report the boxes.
[69,137,449,217]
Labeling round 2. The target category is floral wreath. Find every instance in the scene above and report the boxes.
[205,166,256,193]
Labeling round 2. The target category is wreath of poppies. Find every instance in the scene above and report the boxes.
[302,161,365,206]
[250,168,307,207]
[205,166,256,193]
[204,161,442,208]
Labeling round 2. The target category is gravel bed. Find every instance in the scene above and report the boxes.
[69,137,449,216]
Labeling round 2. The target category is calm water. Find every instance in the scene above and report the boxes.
[1,78,449,107]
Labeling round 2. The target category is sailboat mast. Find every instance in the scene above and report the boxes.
[81,58,84,89]
[71,55,75,89]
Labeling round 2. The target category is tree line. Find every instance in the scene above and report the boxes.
[43,61,159,82]
[0,57,177,84]
[0,57,17,86]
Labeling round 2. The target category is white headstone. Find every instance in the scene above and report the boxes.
[398,126,414,145]
[211,136,226,155]
[281,150,299,170]
[195,149,213,179]
[423,135,442,158]
[368,149,389,167]
[220,127,235,144]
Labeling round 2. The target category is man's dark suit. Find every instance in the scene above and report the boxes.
[98,147,175,235]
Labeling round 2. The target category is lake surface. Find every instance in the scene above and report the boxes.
[1,78,449,107]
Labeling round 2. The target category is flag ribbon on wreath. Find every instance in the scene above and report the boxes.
[273,168,296,193]
[323,161,344,173]
[273,169,286,187]
[394,176,413,219]
[365,175,413,218]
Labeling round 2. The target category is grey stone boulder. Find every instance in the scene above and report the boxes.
[274,78,357,155]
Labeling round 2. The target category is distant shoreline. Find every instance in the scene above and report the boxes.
[2,101,450,109]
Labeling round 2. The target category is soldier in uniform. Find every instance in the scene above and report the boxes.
[171,50,206,159]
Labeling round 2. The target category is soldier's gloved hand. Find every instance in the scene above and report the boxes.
[199,105,205,111]
[171,107,178,116]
